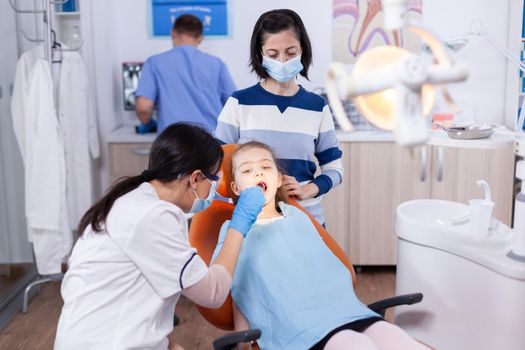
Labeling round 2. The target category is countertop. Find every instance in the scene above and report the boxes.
[107,125,156,143]
[107,125,516,150]
[426,130,515,150]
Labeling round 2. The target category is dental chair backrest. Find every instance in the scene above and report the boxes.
[188,144,357,331]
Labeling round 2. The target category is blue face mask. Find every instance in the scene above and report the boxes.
[262,55,303,83]
[189,179,217,213]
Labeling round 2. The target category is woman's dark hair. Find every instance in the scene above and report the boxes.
[231,141,288,210]
[77,123,223,234]
[249,9,312,80]
[172,14,203,38]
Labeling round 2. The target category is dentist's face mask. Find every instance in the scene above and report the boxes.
[189,178,217,213]
[262,55,303,83]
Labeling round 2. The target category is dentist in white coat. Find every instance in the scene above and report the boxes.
[54,123,265,350]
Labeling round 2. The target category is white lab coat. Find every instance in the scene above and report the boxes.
[58,50,100,227]
[55,183,208,349]
[11,47,71,275]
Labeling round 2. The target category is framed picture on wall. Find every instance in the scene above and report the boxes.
[122,62,143,111]
[332,0,423,63]
[151,0,228,36]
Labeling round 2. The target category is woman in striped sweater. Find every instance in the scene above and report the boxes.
[215,9,343,225]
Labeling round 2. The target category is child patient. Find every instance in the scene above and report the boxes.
[212,141,429,350]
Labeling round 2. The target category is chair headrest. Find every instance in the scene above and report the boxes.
[217,144,239,198]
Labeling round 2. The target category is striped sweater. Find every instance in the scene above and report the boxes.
[214,83,344,224]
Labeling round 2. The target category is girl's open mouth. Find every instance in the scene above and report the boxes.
[257,182,267,192]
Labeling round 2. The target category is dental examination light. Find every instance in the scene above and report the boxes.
[326,0,468,146]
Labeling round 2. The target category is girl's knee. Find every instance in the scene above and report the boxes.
[363,321,430,350]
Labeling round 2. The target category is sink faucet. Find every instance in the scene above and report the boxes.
[476,180,492,202]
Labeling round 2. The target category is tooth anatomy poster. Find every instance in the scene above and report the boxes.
[332,0,422,63]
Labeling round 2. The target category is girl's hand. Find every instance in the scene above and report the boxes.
[281,175,319,200]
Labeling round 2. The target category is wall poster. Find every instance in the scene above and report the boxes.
[332,0,423,63]
[151,0,228,36]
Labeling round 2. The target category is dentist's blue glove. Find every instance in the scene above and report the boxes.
[135,119,157,134]
[229,186,265,237]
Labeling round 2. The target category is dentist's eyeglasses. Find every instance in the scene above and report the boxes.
[204,173,219,181]
[203,170,223,182]
[177,170,222,181]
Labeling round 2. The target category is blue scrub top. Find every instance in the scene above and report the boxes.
[135,45,236,134]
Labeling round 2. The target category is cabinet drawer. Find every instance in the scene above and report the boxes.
[109,143,152,184]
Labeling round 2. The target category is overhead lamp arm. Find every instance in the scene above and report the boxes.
[468,21,525,73]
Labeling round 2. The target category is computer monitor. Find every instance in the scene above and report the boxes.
[122,62,143,111]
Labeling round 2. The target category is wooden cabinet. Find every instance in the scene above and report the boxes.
[323,141,515,266]
[349,143,429,265]
[429,146,514,223]
[108,143,152,184]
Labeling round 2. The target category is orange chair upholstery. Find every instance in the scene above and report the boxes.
[188,144,356,331]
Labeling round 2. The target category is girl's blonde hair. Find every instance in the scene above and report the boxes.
[230,141,288,208]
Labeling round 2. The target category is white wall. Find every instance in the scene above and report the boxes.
[505,0,524,130]
[82,0,517,191]
[0,0,33,263]
[422,0,514,126]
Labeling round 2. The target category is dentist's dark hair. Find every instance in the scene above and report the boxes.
[172,14,203,38]
[77,123,223,235]
[249,9,312,80]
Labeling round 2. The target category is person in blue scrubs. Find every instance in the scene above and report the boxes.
[135,14,236,134]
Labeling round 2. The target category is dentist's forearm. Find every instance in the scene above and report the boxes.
[183,228,245,308]
[136,110,152,124]
[182,264,232,308]
[212,228,244,277]
[135,96,154,124]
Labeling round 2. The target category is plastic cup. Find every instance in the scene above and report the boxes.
[469,199,494,238]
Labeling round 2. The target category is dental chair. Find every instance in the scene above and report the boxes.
[189,144,424,350]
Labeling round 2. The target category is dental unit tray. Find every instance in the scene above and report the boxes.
[436,123,495,140]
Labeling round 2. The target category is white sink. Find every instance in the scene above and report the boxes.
[395,199,525,350]
[397,199,467,226]
[395,199,511,250]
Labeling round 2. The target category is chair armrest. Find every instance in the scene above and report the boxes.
[213,329,262,350]
[367,293,423,317]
